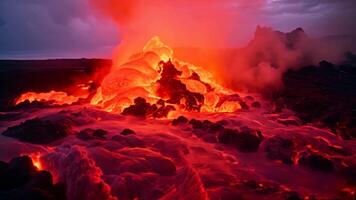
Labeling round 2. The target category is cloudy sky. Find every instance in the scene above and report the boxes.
[0,0,355,58]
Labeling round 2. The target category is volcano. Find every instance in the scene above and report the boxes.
[0,30,356,200]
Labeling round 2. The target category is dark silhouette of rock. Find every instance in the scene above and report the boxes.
[188,119,224,133]
[156,61,205,111]
[218,128,262,152]
[2,118,71,144]
[217,128,239,145]
[122,97,176,118]
[0,155,65,200]
[92,129,107,139]
[298,153,334,172]
[270,57,356,140]
[189,119,204,129]
[207,122,224,133]
[120,128,136,136]
[122,97,153,117]
[239,101,249,110]
[172,116,188,126]
[77,128,107,141]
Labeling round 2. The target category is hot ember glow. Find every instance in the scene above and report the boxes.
[14,37,241,117]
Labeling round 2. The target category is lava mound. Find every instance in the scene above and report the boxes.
[2,118,72,144]
[0,156,65,200]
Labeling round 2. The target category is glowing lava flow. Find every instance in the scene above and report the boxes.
[15,90,81,106]
[14,37,241,116]
[29,153,42,170]
[90,36,240,114]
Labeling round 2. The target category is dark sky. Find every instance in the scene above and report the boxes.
[0,0,355,58]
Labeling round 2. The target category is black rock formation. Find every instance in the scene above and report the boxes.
[2,118,72,144]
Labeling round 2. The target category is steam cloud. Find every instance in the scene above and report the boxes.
[89,0,355,91]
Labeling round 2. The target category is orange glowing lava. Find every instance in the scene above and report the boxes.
[14,37,241,116]
[90,36,241,114]
[29,153,42,170]
[15,90,83,105]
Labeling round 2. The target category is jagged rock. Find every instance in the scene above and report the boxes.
[2,118,71,144]
[156,61,204,111]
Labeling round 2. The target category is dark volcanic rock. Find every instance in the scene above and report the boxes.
[172,116,189,126]
[92,129,108,139]
[265,136,295,164]
[270,56,356,139]
[0,156,37,190]
[2,118,71,144]
[120,128,136,136]
[156,61,205,111]
[251,101,261,108]
[77,128,108,140]
[264,136,295,164]
[217,128,239,145]
[0,156,65,200]
[189,119,224,133]
[234,130,262,152]
[122,97,154,118]
[122,97,175,118]
[298,153,334,172]
[189,119,204,129]
[218,128,262,152]
[239,101,249,110]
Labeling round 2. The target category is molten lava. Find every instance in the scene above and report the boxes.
[14,37,241,117]
[91,36,240,115]
[29,153,42,170]
[15,90,81,106]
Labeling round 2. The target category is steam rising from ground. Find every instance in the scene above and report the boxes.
[90,0,348,92]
